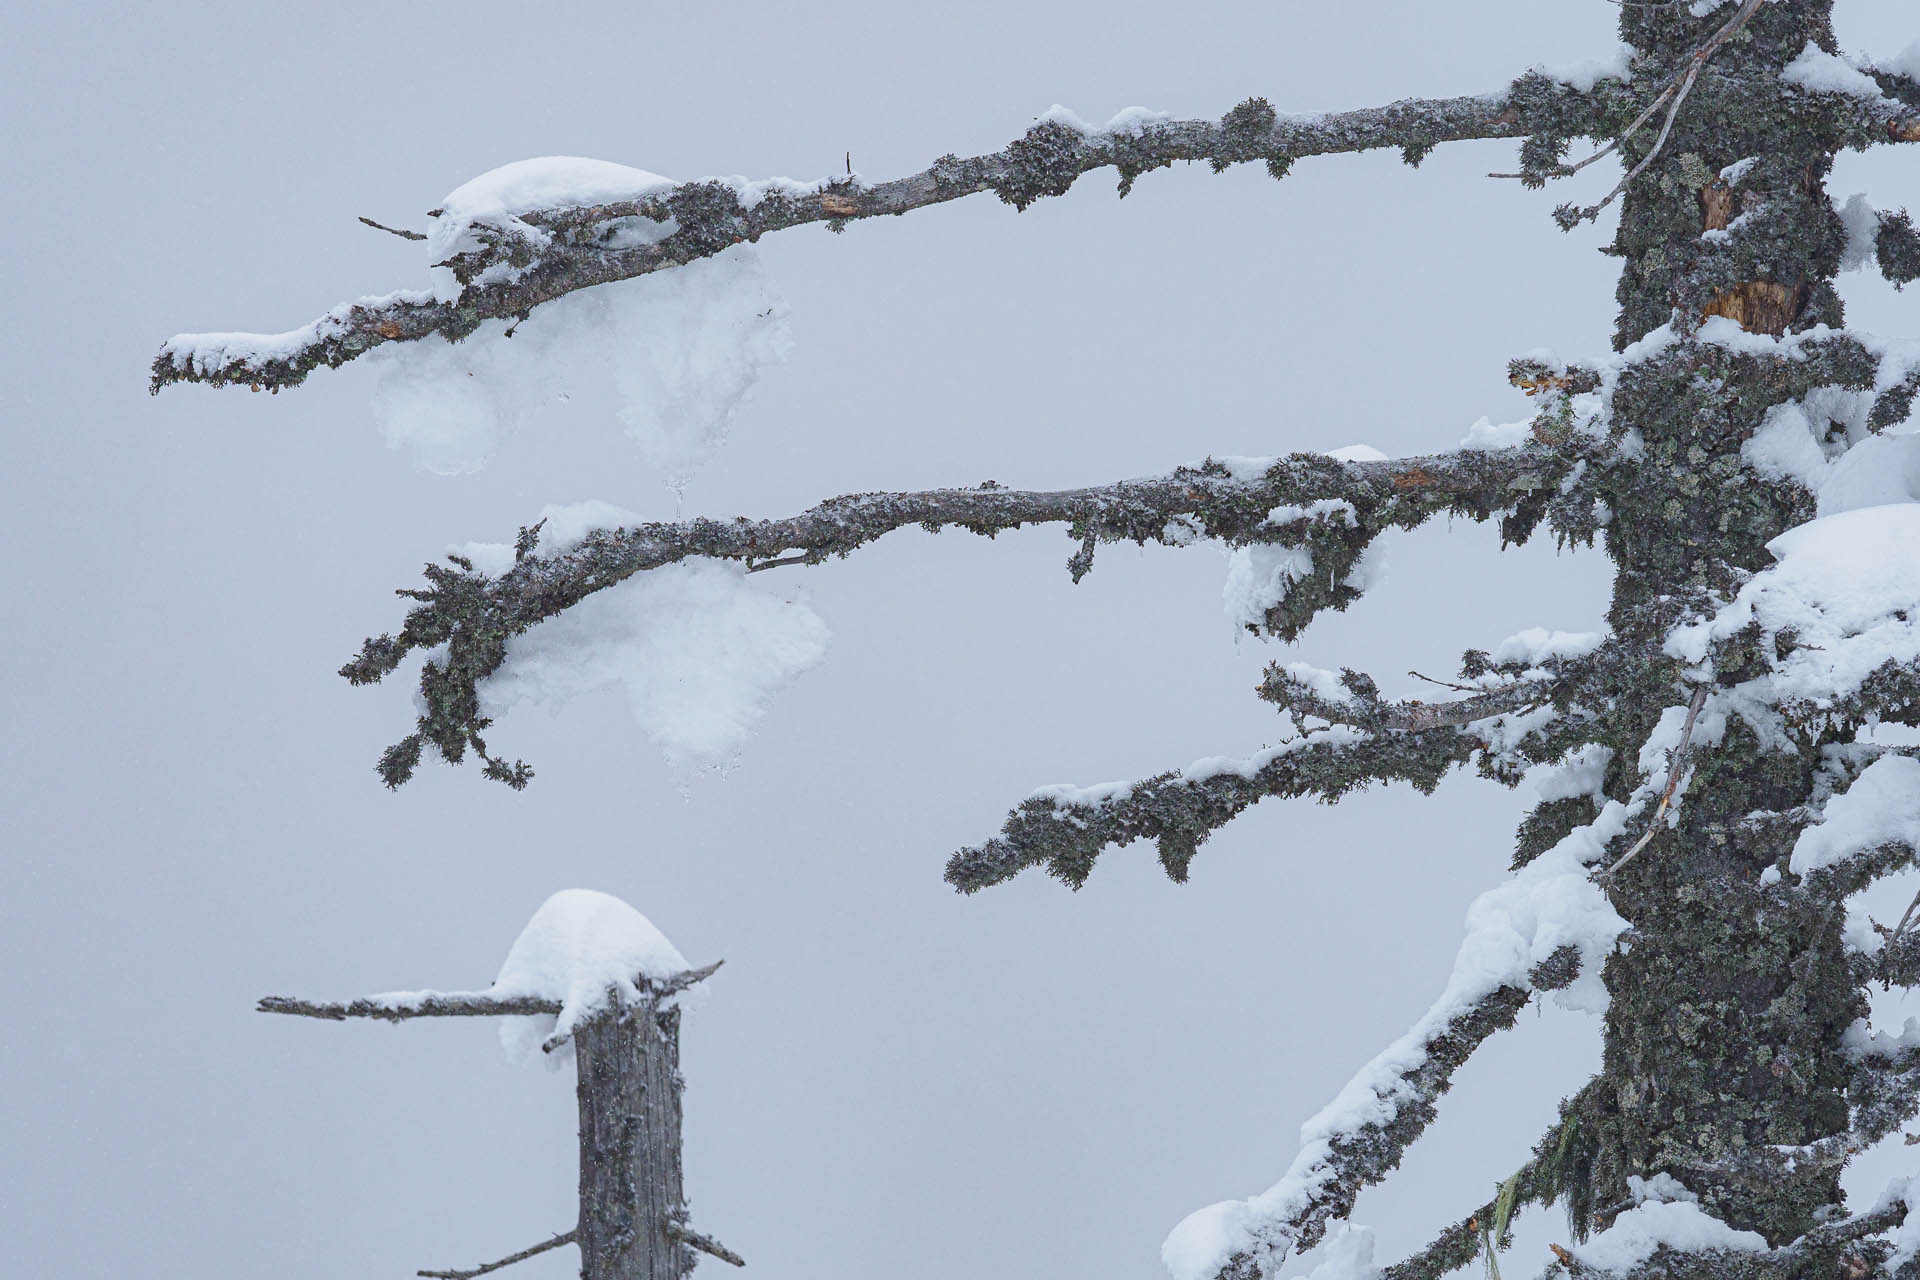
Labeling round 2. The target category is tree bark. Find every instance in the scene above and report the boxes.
[574,1000,690,1280]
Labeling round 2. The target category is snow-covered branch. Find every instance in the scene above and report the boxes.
[150,78,1619,394]
[1258,664,1556,733]
[945,724,1483,892]
[348,446,1570,789]
[1377,1092,1595,1280]
[258,960,722,1025]
[1161,951,1591,1280]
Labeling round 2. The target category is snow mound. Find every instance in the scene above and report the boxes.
[476,554,830,770]
[1571,1201,1765,1273]
[1790,754,1920,877]
[1667,505,1920,708]
[370,245,791,481]
[428,156,677,301]
[492,889,695,1061]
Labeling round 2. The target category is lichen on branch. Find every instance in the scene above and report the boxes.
[348,445,1572,789]
[150,77,1621,395]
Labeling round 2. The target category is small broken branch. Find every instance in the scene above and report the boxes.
[359,215,428,241]
[153,81,1613,393]
[666,1220,747,1268]
[417,1229,578,1280]
[1595,685,1709,880]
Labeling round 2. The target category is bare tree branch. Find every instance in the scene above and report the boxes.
[1259,665,1554,733]
[417,1230,577,1280]
[347,445,1574,790]
[257,961,722,1022]
[151,79,1616,393]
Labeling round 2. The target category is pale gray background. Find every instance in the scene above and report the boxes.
[4,2,1916,1278]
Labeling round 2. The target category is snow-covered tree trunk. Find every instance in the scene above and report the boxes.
[574,1000,691,1280]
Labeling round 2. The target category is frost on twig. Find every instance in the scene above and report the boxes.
[150,79,1620,394]
[346,446,1571,789]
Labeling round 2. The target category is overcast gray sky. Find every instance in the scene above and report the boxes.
[5,2,1917,1278]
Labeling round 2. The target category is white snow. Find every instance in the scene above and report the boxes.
[475,556,830,770]
[491,889,697,1062]
[1783,43,1886,99]
[454,499,643,574]
[1532,743,1614,805]
[371,244,790,480]
[1323,445,1387,463]
[357,889,706,1065]
[1665,505,1920,715]
[1491,628,1605,668]
[1819,430,1920,515]
[157,288,439,380]
[1839,193,1881,272]
[1789,755,1920,877]
[1264,500,1357,528]
[1534,42,1635,92]
[1880,41,1920,82]
[1286,1224,1377,1280]
[428,157,677,301]
[1460,416,1532,451]
[1223,543,1315,631]
[1719,157,1760,187]
[1102,106,1173,137]
[1572,1201,1766,1272]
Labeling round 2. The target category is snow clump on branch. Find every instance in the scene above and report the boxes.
[490,888,699,1064]
[369,157,793,481]
[460,504,830,772]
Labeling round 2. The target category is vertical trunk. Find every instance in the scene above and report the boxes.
[575,999,690,1280]
[1582,0,1868,1253]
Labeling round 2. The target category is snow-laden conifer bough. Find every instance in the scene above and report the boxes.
[163,1,1920,1277]
[259,890,742,1280]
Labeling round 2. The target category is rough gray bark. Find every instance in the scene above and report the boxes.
[343,444,1577,790]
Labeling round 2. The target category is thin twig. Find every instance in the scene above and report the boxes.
[1408,670,1481,693]
[1559,0,1764,225]
[1596,686,1710,879]
[358,215,428,241]
[745,553,813,573]
[417,1229,577,1279]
